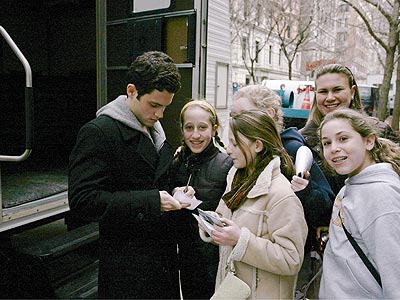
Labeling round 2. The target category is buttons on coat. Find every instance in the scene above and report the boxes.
[137,212,145,220]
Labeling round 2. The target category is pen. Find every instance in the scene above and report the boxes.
[184,173,192,193]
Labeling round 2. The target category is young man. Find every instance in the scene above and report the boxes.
[68,51,187,299]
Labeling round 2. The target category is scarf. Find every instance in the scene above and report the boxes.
[222,155,272,211]
[177,142,220,173]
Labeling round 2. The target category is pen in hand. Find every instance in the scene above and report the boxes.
[183,173,192,193]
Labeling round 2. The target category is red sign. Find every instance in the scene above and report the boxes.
[306,59,336,71]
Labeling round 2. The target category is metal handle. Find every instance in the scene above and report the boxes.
[0,25,33,162]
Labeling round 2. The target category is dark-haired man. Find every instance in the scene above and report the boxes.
[69,51,188,299]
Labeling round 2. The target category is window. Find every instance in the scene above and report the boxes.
[243,1,249,18]
[132,0,171,13]
[279,48,282,66]
[337,32,347,42]
[242,37,248,60]
[255,41,260,63]
[268,45,272,64]
[256,3,262,26]
[339,4,349,12]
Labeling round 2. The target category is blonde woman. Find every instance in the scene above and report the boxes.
[300,63,398,195]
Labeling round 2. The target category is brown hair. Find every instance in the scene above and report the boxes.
[319,108,400,176]
[230,110,295,179]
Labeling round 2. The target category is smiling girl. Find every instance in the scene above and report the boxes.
[300,64,398,195]
[172,100,232,299]
[318,108,400,299]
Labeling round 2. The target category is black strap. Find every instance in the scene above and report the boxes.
[339,211,382,287]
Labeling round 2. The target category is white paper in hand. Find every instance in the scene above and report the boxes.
[197,208,226,227]
[173,189,202,210]
[295,146,313,178]
[192,213,215,236]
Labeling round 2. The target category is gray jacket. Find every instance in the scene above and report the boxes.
[320,163,400,299]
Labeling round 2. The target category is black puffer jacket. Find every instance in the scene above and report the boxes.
[173,143,233,211]
[172,142,232,299]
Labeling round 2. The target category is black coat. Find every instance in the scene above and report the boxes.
[172,143,233,299]
[68,115,179,299]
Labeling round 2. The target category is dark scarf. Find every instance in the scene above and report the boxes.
[179,142,220,173]
[222,155,272,211]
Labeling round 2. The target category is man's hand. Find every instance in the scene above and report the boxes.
[291,170,310,192]
[173,186,195,198]
[160,191,190,211]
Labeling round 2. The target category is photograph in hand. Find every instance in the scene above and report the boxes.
[197,209,226,227]
[193,210,226,236]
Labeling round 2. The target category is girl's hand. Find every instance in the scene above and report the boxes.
[210,218,241,246]
[291,171,310,192]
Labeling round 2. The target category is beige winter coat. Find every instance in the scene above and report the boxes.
[210,157,308,299]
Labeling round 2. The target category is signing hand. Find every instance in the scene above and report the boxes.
[160,191,190,211]
[291,170,310,192]
[174,186,196,198]
[210,218,241,246]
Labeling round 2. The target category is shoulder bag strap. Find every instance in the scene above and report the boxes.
[338,211,382,287]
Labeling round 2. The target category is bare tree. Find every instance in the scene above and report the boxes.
[230,0,318,82]
[339,0,400,122]
[230,0,275,83]
[393,46,400,131]
[272,0,318,79]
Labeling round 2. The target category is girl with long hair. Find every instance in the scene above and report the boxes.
[300,63,398,195]
[318,108,400,299]
[200,110,307,299]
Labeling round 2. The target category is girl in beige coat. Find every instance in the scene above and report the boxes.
[200,110,308,299]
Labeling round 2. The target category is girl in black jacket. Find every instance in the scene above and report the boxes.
[172,100,233,299]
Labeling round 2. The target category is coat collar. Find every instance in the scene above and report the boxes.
[228,156,281,199]
[114,120,173,180]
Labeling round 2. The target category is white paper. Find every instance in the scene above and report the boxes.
[173,189,203,210]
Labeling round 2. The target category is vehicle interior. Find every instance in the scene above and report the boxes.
[0,0,97,212]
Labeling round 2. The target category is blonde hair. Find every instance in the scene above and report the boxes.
[233,85,284,132]
[179,99,225,148]
[319,108,400,176]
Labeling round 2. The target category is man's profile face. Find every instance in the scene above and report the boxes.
[132,89,174,128]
